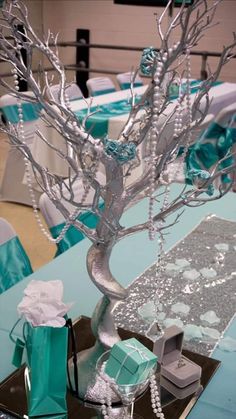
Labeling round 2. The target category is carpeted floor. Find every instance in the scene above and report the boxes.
[0,133,55,270]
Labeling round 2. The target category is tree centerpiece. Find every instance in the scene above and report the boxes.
[0,0,235,404]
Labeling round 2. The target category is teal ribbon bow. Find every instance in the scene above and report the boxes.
[180,120,236,194]
[104,139,137,164]
[140,46,158,76]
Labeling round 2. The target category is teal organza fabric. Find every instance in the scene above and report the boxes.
[51,206,104,256]
[179,121,236,194]
[104,139,136,164]
[0,237,33,294]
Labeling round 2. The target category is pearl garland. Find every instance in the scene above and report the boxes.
[12,62,92,244]
[150,374,165,419]
[185,48,193,142]
[171,48,193,189]
[99,363,120,419]
[98,362,165,419]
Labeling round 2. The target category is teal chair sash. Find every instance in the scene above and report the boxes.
[50,206,104,256]
[0,236,33,294]
[92,88,116,97]
[179,121,236,193]
[119,81,143,90]
[1,102,42,124]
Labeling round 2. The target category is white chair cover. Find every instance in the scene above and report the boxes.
[39,171,106,228]
[0,218,16,245]
[50,83,83,103]
[0,92,41,206]
[86,77,116,97]
[116,72,143,90]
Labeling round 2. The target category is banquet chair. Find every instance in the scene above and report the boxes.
[86,77,116,97]
[0,218,33,294]
[116,72,143,90]
[0,91,42,206]
[50,83,83,103]
[39,172,106,256]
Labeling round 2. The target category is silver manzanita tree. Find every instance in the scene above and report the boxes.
[1,0,236,403]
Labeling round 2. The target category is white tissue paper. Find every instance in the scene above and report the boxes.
[17,279,73,327]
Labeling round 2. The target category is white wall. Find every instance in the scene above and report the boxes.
[0,0,43,96]
[1,0,236,96]
[41,0,236,86]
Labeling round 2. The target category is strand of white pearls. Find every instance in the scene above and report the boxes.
[148,51,168,241]
[180,48,193,164]
[12,65,91,244]
[150,374,165,419]
[99,364,121,419]
[185,48,192,140]
[173,86,184,139]
[98,360,165,419]
[171,86,185,181]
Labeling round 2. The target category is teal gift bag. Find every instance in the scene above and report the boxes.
[24,323,68,417]
[10,320,69,417]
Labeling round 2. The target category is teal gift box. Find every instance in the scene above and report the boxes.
[105,338,157,385]
[29,416,68,419]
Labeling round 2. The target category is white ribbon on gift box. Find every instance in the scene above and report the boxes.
[114,341,152,383]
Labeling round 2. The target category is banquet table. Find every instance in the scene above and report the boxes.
[0,184,236,418]
[29,81,236,182]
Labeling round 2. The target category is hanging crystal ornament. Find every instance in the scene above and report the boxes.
[148,51,168,241]
[151,46,188,336]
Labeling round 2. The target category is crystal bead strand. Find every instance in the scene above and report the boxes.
[148,52,167,240]
[12,66,91,244]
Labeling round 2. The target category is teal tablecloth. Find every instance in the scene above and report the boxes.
[188,316,236,418]
[0,184,235,419]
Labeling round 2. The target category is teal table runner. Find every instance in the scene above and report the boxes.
[0,184,235,384]
[74,81,222,139]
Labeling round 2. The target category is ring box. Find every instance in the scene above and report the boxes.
[160,376,201,400]
[153,325,202,388]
